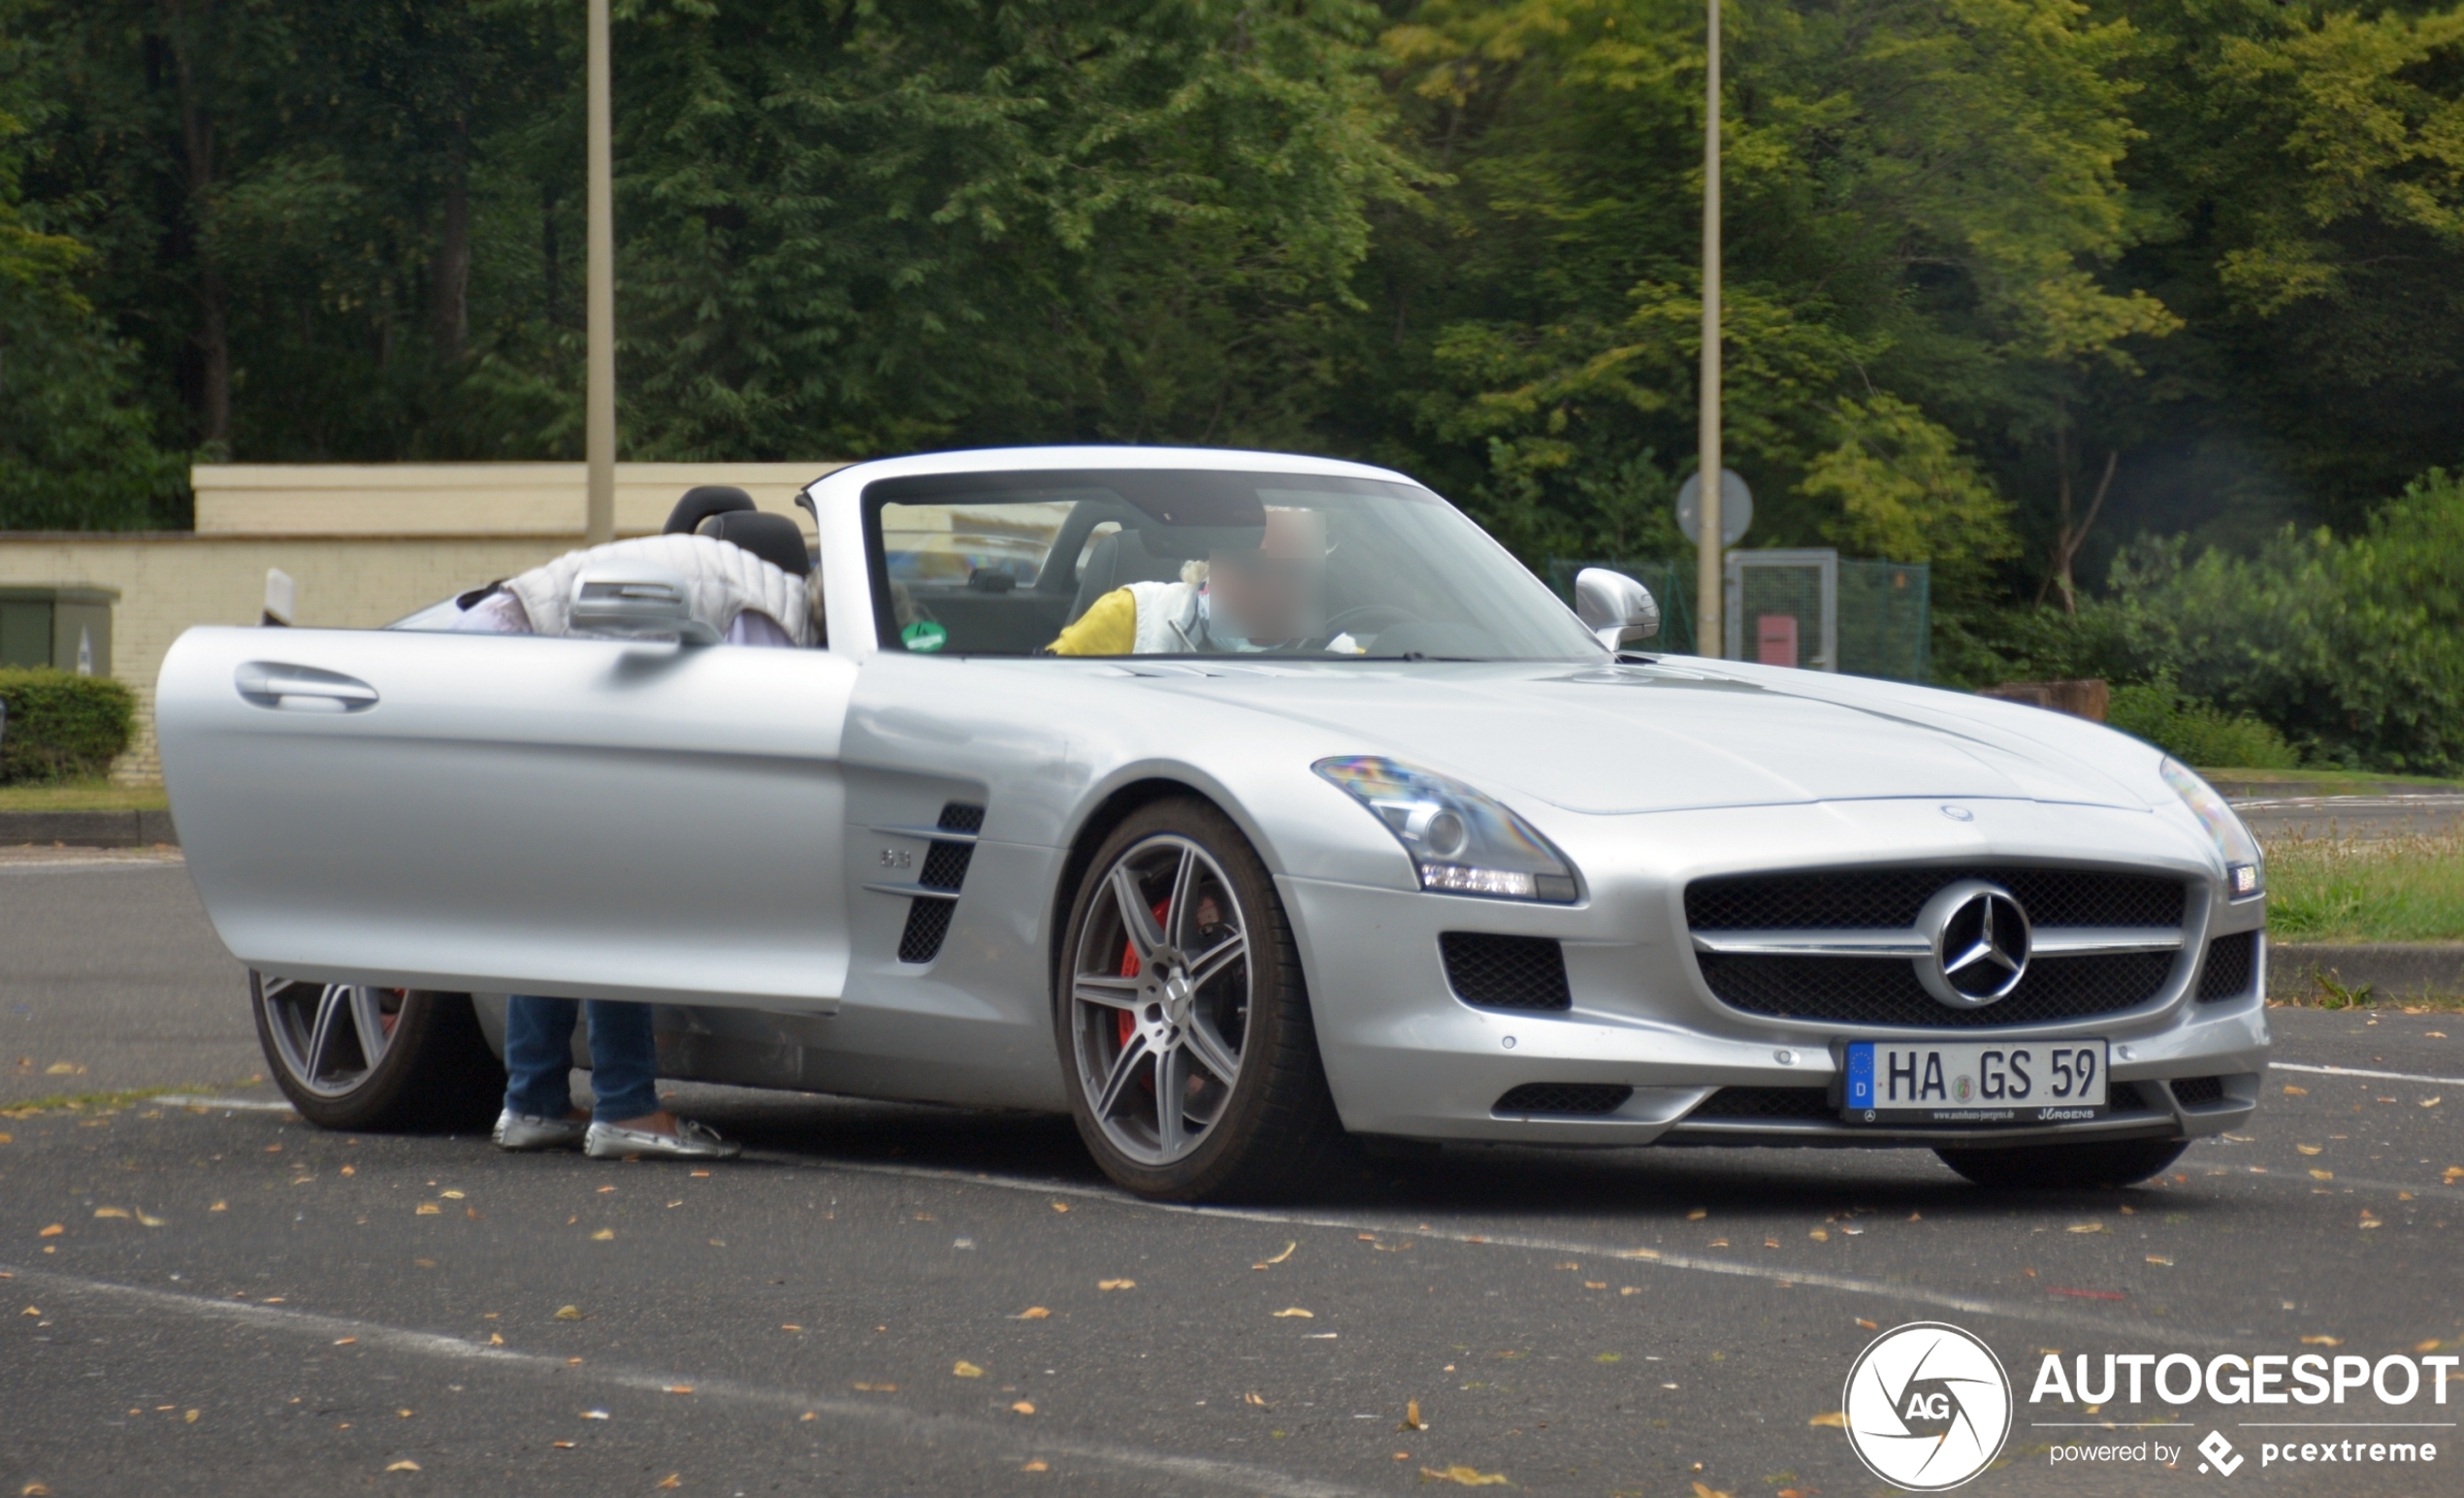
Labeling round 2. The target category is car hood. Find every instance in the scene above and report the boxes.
[1131,661,2156,815]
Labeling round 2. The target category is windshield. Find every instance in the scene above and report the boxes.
[864,469,1605,662]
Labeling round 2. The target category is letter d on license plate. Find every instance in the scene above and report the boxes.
[1843,1040,2108,1124]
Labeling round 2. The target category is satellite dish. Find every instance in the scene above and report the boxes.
[1675,469,1753,548]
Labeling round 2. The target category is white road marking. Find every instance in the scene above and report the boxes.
[150,1094,298,1112]
[743,1152,2240,1347]
[2,1264,1362,1498]
[2270,1062,2464,1088]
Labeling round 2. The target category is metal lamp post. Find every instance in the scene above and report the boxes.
[584,0,617,546]
[1695,0,1723,658]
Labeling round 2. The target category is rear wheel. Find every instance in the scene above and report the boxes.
[251,972,504,1130]
[1934,1137,2188,1189]
[1056,798,1346,1201]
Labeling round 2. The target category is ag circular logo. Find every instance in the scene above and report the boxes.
[1840,1321,2011,1490]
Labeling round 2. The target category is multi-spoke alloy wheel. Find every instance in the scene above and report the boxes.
[1069,834,1252,1165]
[1057,798,1346,1201]
[249,972,504,1130]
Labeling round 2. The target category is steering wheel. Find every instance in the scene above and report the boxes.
[1317,603,1419,641]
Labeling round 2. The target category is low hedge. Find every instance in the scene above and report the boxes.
[0,668,136,783]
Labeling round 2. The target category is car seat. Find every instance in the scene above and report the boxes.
[697,509,813,577]
[1067,528,1184,624]
[665,485,758,535]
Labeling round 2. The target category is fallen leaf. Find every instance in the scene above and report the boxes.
[551,1440,574,1449]
[1245,1391,1270,1408]
[209,1202,225,1213]
[183,1410,199,1423]
[18,1307,37,1317]
[137,1212,166,1227]
[265,1144,281,1153]
[2147,1255,2174,1266]
[414,1204,440,1216]
[1264,1242,1296,1264]
[1014,1307,1051,1319]
[44,1062,81,1076]
[1807,1228,1828,1242]
[799,1412,816,1421]
[1809,1410,1846,1427]
[2301,1335,2343,1347]
[1401,1398,1427,1430]
[658,1476,680,1489]
[2417,1339,2446,1353]
[690,1169,709,1178]
[488,1333,503,1346]
[664,1384,693,1395]
[1693,1483,1735,1498]
[2297,1144,2323,1156]
[1420,1464,1510,1486]
[953,1361,986,1379]
[2311,1169,2334,1181]
[1098,1279,1135,1291]
[2283,1085,2307,1095]
[0,1134,11,1145]
[1012,1401,1035,1415]
[781,1324,803,1332]
[385,1460,419,1473]
[1021,1459,1049,1471]
[335,1337,358,1346]
[590,1229,614,1241]
[1584,1282,1606,1289]
[554,1305,584,1320]
[36,1225,61,1237]
[1619,1286,1639,1295]
[23,1483,50,1496]
[581,1410,610,1419]
[1686,1208,1707,1221]
[851,1383,897,1392]
[2423,1097,2442,1108]
[93,1207,128,1219]
[1706,1238,1730,1248]
[440,1189,464,1199]
[340,1164,355,1176]
[1272,1308,1314,1319]
[1049,1202,1069,1213]
[397,1409,413,1417]
[2065,1222,2106,1235]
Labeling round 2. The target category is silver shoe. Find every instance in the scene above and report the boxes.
[583,1117,741,1160]
[494,1109,589,1151]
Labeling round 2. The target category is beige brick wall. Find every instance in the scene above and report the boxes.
[194,461,839,537]
[0,534,596,784]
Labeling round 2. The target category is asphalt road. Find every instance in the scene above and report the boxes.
[4,857,2462,1497]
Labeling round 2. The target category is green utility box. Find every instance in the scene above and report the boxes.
[0,586,118,675]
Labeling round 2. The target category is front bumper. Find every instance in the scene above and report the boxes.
[1281,797,2270,1150]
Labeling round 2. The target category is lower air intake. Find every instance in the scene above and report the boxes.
[1493,1083,1632,1116]
[2171,1075,2227,1108]
[1693,1087,1834,1121]
[2196,931,2257,1001]
[1441,933,1572,1011]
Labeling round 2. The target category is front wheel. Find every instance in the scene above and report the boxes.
[251,973,504,1130]
[1934,1137,2188,1189]
[1056,798,1346,1201]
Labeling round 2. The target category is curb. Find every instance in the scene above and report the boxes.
[2270,943,2464,1001]
[0,808,178,848]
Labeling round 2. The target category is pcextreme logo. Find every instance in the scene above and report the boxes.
[1841,1321,2014,1490]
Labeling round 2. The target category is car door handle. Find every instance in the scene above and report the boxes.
[236,662,380,711]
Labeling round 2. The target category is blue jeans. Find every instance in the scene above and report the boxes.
[502,995,661,1123]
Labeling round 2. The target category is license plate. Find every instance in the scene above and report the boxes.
[1843,1040,2108,1124]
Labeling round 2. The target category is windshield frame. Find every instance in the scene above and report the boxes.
[859,467,1609,664]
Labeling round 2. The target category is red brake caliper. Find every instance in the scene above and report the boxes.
[1117,898,1172,1052]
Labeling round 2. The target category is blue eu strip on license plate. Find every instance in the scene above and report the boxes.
[1843,1039,2108,1124]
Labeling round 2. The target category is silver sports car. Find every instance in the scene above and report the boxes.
[156,445,2269,1199]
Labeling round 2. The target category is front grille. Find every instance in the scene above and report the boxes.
[1686,866,2187,932]
[1696,951,2176,1026]
[1441,933,1572,1011]
[2171,1075,2227,1108]
[1694,1086,1833,1121]
[2196,931,2257,1001]
[897,897,955,964]
[1494,1083,1632,1116]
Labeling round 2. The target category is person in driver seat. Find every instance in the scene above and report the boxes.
[1045,506,1355,656]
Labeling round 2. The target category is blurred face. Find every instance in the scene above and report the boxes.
[1208,508,1326,644]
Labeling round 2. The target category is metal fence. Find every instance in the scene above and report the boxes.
[1545,553,1930,682]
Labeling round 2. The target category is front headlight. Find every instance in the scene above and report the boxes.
[2160,757,2264,899]
[1313,756,1579,902]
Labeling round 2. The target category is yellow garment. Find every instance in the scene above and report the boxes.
[1048,586,1138,655]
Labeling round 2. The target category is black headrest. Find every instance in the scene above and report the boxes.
[665,485,757,535]
[700,508,812,577]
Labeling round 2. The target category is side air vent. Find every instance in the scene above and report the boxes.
[895,801,985,964]
[2171,1075,2227,1108]
[1494,1083,1632,1116]
[2196,931,2257,1001]
[1441,933,1572,1011]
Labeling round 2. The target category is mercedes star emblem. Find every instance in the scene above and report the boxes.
[1914,879,2031,1008]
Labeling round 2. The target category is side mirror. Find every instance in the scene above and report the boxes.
[568,562,721,645]
[1573,568,1660,650]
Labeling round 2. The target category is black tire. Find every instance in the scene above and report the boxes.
[251,972,505,1131]
[1055,798,1348,1202]
[1934,1137,2189,1189]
